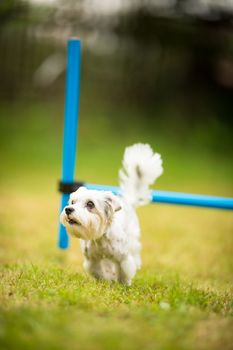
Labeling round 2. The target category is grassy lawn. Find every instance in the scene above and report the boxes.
[0,102,233,350]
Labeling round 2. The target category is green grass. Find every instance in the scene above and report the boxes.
[0,101,233,349]
[1,265,232,350]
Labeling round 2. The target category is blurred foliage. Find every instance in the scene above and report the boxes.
[0,0,233,153]
[0,0,28,24]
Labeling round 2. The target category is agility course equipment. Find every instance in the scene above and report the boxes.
[58,38,233,249]
[58,39,81,249]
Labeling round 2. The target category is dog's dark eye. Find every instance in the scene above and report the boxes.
[86,201,95,210]
[71,199,76,205]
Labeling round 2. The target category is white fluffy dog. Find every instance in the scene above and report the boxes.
[60,143,163,285]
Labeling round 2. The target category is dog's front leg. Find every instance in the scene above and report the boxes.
[119,255,137,286]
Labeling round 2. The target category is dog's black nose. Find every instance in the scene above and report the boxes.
[65,207,74,215]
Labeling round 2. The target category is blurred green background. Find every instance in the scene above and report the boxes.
[0,0,233,194]
[0,1,233,349]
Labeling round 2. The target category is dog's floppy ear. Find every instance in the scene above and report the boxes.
[105,192,122,212]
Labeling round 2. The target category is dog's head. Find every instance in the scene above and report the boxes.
[60,187,122,240]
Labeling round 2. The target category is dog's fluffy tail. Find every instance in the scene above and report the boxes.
[119,143,163,207]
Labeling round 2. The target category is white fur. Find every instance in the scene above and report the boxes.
[60,143,163,285]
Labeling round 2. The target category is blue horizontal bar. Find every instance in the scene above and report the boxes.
[85,183,233,210]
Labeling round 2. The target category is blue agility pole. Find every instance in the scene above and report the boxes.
[85,183,233,210]
[58,38,81,249]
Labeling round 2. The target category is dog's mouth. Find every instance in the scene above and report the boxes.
[67,217,81,226]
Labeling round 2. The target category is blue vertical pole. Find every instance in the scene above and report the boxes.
[58,38,81,249]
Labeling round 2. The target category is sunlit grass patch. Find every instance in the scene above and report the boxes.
[0,264,232,350]
[0,101,233,349]
[1,264,231,313]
